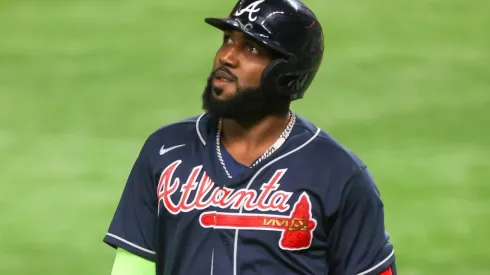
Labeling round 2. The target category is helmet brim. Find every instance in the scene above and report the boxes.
[204,17,292,58]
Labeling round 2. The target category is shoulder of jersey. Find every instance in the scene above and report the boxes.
[295,115,367,171]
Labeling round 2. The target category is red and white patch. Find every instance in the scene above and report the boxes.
[200,193,317,250]
[157,160,316,250]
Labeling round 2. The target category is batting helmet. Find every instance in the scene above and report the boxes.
[205,0,324,101]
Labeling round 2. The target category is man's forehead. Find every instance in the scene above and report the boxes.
[221,29,278,58]
[224,30,258,43]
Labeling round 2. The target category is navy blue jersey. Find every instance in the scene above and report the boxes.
[104,113,396,275]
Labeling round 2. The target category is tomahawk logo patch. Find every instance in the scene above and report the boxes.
[200,193,317,251]
[157,160,317,251]
[234,0,265,22]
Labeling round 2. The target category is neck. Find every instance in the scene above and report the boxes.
[219,111,291,166]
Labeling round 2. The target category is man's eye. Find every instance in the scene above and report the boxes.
[248,46,259,54]
[223,36,232,44]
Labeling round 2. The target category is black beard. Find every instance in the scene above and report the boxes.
[201,73,289,127]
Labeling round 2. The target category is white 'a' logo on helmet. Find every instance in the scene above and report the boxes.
[234,0,265,22]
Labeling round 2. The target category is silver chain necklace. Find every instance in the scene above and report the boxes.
[216,111,296,179]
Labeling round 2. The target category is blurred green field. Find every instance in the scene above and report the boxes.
[1,0,489,274]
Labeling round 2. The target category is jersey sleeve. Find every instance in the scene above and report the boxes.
[327,167,396,275]
[103,137,157,261]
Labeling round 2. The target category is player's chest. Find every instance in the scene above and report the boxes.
[155,156,324,213]
[154,157,326,249]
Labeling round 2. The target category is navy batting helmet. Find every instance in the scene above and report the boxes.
[205,0,324,101]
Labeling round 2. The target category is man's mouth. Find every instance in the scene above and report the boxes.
[213,69,235,83]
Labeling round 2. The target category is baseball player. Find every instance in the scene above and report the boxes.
[104,0,397,274]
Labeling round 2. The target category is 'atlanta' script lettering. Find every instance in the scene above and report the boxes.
[157,160,293,215]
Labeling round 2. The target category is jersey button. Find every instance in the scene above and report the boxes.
[223,239,228,245]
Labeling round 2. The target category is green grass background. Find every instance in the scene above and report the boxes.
[1,0,489,274]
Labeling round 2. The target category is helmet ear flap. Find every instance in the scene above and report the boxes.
[261,58,298,100]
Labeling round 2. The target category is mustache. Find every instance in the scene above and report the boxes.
[212,66,238,82]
